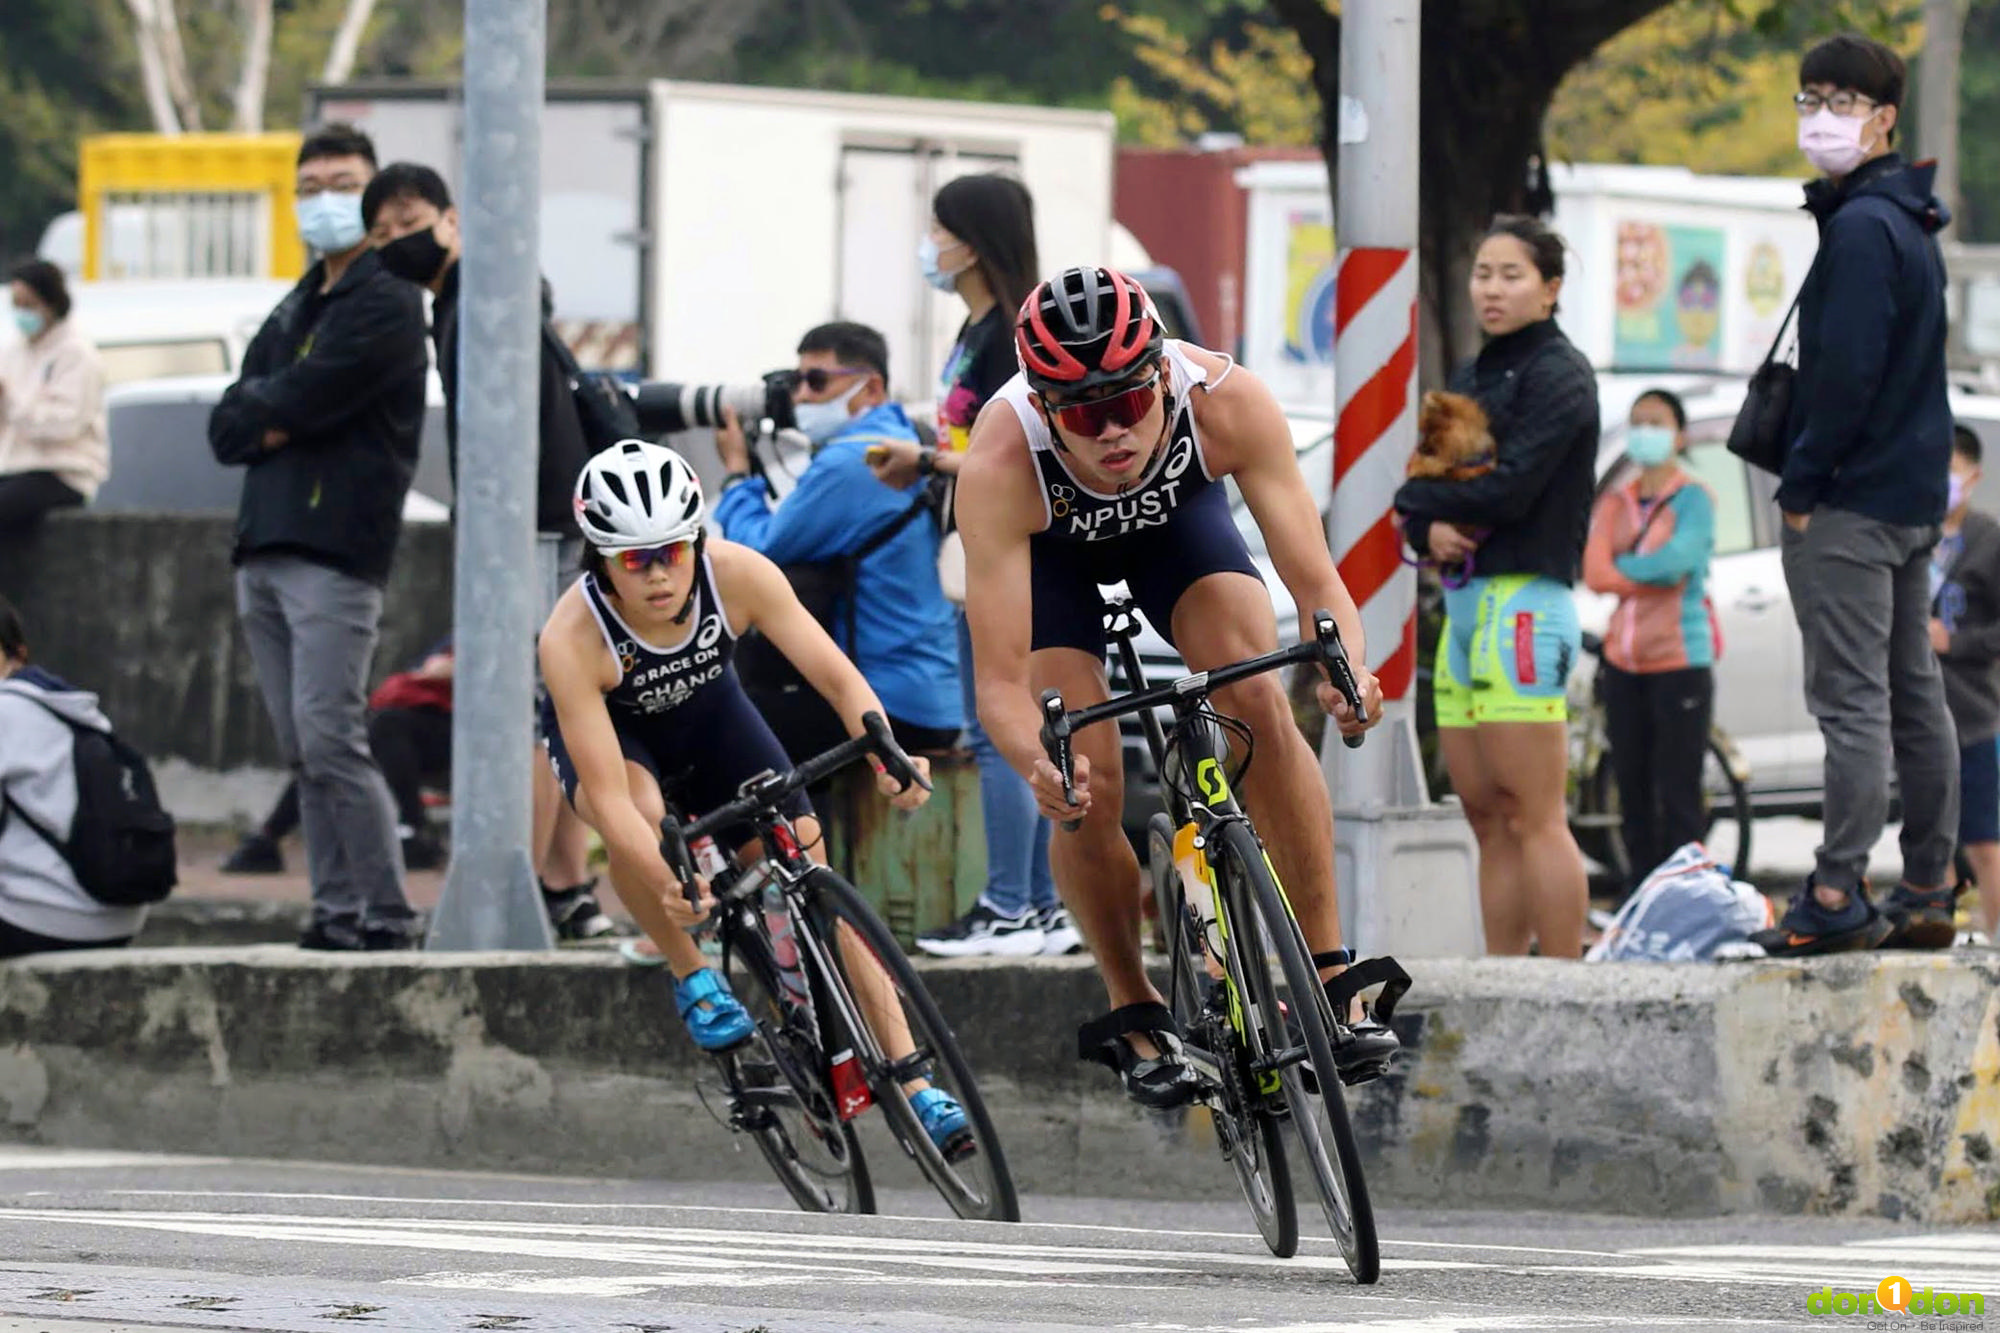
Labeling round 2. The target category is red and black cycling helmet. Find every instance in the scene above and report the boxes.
[1015,265,1163,397]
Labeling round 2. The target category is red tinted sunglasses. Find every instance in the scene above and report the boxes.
[614,539,696,573]
[1047,374,1160,437]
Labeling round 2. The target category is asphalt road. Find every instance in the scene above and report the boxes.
[0,1147,1992,1332]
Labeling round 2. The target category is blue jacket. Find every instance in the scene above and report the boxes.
[1777,155,1953,526]
[712,403,961,732]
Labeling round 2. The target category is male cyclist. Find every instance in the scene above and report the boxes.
[539,439,969,1151]
[955,265,1401,1107]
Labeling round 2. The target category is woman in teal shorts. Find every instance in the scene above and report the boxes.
[1395,215,1600,957]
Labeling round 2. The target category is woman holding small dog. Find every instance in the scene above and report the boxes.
[1583,388,1717,896]
[1394,215,1599,958]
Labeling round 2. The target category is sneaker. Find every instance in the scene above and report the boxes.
[402,831,447,872]
[1749,878,1892,957]
[362,923,421,952]
[619,937,668,967]
[909,1087,973,1160]
[543,880,622,941]
[1037,905,1084,956]
[1879,883,1959,951]
[673,967,755,1052]
[297,918,365,951]
[915,903,1044,958]
[220,833,284,875]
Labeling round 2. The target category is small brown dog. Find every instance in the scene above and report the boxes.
[1410,390,1497,481]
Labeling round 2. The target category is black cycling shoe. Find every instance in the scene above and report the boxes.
[1078,1001,1203,1109]
[1317,951,1411,1087]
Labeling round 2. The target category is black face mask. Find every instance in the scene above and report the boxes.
[378,226,450,285]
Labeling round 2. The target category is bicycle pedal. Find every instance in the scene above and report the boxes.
[940,1128,978,1165]
[1337,1057,1393,1088]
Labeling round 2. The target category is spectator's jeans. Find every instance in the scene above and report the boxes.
[958,611,1057,916]
[236,555,414,929]
[1600,663,1713,892]
[0,471,84,536]
[1781,507,1960,892]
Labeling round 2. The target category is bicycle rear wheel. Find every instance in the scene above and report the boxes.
[1147,815,1296,1258]
[1702,735,1754,881]
[720,926,874,1214]
[807,869,1020,1222]
[1213,819,1380,1284]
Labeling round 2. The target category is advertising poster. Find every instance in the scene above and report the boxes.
[1613,220,1726,369]
[1283,211,1336,365]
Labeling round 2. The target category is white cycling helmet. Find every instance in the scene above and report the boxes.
[573,440,705,552]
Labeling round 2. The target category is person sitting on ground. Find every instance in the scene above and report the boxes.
[0,596,147,957]
[537,439,969,1151]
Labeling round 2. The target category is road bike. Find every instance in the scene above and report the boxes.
[1039,600,1408,1283]
[661,712,1019,1221]
[1566,632,1754,890]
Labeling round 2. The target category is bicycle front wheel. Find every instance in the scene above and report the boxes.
[1702,735,1754,881]
[807,868,1020,1222]
[1147,814,1297,1258]
[1213,819,1381,1284]
[720,926,875,1215]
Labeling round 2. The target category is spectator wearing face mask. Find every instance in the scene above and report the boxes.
[709,321,961,763]
[0,260,106,542]
[1583,388,1718,894]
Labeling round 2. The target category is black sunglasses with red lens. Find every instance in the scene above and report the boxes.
[1046,373,1161,437]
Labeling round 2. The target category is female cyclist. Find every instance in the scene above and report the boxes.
[538,439,967,1149]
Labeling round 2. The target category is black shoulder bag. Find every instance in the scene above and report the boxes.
[1726,266,1812,476]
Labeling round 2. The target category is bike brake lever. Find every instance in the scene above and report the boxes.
[1038,690,1083,832]
[1315,611,1368,750]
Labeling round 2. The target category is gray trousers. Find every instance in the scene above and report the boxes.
[1781,507,1959,892]
[236,555,413,927]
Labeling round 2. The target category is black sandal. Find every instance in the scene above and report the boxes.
[1315,950,1411,1087]
[1078,1001,1202,1109]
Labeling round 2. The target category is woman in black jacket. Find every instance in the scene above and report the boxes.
[1395,215,1598,958]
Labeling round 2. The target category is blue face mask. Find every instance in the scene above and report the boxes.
[295,191,366,254]
[1626,424,1677,467]
[792,377,867,445]
[918,235,968,294]
[11,308,44,340]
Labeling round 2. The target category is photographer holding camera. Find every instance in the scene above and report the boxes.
[711,322,961,764]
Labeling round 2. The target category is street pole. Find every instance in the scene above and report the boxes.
[427,0,556,951]
[1918,0,1964,237]
[1323,0,1483,957]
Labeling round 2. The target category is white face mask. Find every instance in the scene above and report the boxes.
[792,377,867,445]
[918,235,970,293]
[295,190,366,254]
[1797,106,1874,178]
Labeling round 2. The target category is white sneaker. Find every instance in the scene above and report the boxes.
[915,903,1045,957]
[1038,905,1084,956]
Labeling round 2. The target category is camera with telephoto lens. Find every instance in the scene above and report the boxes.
[631,371,796,435]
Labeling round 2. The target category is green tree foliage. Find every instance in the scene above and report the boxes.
[0,0,140,258]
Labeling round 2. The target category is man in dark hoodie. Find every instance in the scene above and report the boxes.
[1752,34,1958,956]
[357,162,615,942]
[208,124,428,952]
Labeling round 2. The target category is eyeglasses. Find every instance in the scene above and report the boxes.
[1793,89,1877,117]
[1045,373,1161,437]
[783,366,873,394]
[612,540,696,573]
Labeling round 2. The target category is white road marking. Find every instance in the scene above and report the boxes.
[0,1149,227,1170]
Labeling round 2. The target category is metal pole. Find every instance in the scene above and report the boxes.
[427,0,556,951]
[1326,0,1426,810]
[1918,0,1964,238]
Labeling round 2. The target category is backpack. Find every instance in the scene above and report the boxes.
[736,487,938,764]
[2,692,178,907]
[1584,843,1770,963]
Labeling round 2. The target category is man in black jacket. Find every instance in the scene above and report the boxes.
[359,163,616,942]
[1753,34,1958,957]
[208,124,429,952]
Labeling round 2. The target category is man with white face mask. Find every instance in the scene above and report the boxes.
[710,322,961,768]
[207,123,429,952]
[1752,33,1958,956]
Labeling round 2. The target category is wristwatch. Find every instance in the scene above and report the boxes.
[916,448,938,478]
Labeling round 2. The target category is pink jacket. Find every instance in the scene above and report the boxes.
[0,318,109,500]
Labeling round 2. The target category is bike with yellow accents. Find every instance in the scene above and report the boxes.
[1039,598,1388,1280]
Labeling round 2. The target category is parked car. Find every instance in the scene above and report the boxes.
[1579,380,2000,815]
[93,372,455,523]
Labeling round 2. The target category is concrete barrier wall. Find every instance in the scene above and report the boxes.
[0,513,454,774]
[0,949,1991,1222]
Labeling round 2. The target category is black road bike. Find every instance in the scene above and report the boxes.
[1039,601,1409,1283]
[661,712,1019,1221]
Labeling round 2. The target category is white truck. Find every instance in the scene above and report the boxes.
[1232,158,1825,412]
[305,79,1121,402]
